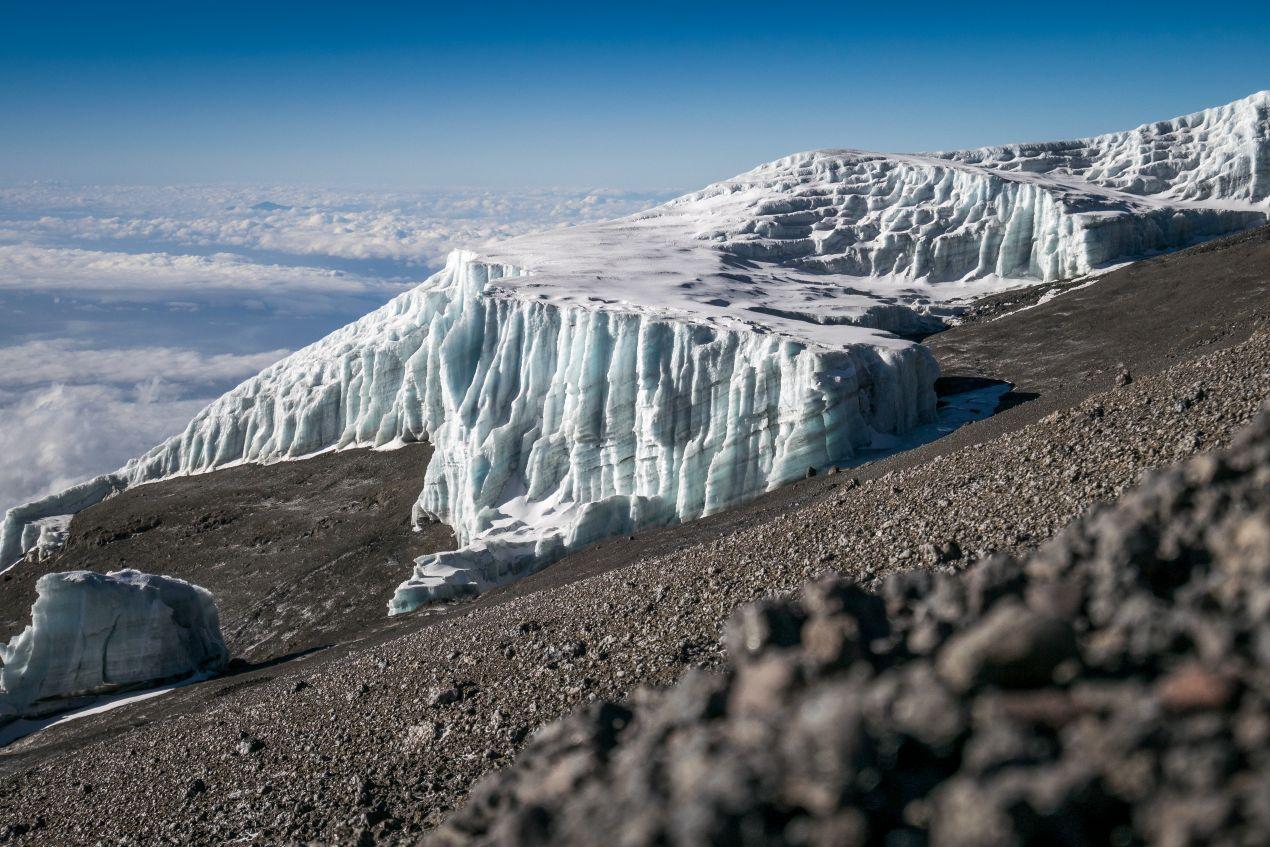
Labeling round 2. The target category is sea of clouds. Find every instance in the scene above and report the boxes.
[0,183,672,515]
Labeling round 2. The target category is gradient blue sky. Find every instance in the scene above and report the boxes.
[4,0,1269,190]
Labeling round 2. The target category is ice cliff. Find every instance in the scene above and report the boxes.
[0,569,228,722]
[937,89,1270,206]
[2,252,938,610]
[2,91,1267,610]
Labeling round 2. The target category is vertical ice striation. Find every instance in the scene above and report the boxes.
[0,569,228,722]
[672,91,1268,286]
[688,153,1265,283]
[390,263,935,609]
[937,90,1270,205]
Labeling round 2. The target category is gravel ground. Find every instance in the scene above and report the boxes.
[0,326,1265,845]
[436,402,1270,847]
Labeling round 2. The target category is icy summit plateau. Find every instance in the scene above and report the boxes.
[3,91,1267,612]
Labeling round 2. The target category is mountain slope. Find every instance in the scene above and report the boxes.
[6,224,1265,670]
[1,305,1265,847]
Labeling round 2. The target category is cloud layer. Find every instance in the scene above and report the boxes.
[0,340,288,389]
[0,340,289,508]
[0,184,672,270]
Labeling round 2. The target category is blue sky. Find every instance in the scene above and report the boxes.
[4,0,1269,190]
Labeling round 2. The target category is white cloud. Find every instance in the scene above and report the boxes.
[0,243,410,297]
[0,184,675,270]
[0,383,209,511]
[0,340,288,389]
[0,340,289,513]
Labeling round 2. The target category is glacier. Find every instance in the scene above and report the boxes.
[0,569,228,723]
[1,252,938,610]
[1,91,1267,612]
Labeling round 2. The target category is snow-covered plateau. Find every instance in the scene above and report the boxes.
[0,569,227,722]
[2,91,1267,612]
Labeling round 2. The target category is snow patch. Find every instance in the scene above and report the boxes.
[0,673,212,748]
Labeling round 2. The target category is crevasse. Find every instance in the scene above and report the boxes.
[0,253,938,612]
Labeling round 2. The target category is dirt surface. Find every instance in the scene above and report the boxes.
[931,224,1270,400]
[0,445,454,662]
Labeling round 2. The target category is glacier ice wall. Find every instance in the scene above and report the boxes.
[0,569,227,722]
[695,154,1264,282]
[661,91,1268,287]
[0,476,125,574]
[0,253,937,610]
[391,262,935,610]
